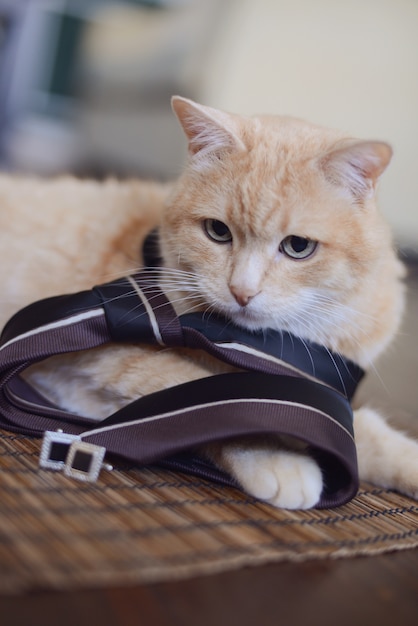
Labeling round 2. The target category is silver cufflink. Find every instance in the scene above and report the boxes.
[39,430,113,482]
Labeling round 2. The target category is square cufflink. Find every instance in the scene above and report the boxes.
[64,440,110,483]
[39,431,112,482]
[39,430,80,471]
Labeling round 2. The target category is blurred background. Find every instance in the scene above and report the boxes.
[0,0,417,252]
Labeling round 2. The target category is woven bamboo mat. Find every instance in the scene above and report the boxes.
[0,429,417,594]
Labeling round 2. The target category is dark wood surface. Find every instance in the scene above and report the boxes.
[1,265,417,626]
[1,549,418,626]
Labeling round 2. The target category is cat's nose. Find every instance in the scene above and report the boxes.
[230,286,257,307]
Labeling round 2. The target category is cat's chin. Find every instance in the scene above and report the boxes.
[228,308,271,332]
[229,307,299,336]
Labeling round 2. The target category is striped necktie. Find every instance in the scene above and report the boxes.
[0,271,364,508]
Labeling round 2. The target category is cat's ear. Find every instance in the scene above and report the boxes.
[320,141,392,203]
[171,96,246,160]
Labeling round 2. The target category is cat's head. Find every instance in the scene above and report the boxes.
[159,97,405,367]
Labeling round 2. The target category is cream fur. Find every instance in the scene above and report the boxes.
[0,96,416,510]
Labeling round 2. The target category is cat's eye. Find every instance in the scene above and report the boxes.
[203,219,232,243]
[280,235,317,259]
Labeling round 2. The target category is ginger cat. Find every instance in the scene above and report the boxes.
[0,96,417,509]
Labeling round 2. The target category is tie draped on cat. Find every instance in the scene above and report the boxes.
[0,96,417,509]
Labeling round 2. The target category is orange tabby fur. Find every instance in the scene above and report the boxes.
[0,96,416,509]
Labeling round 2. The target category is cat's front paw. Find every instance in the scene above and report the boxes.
[228,448,323,510]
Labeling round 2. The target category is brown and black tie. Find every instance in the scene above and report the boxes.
[0,271,364,508]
